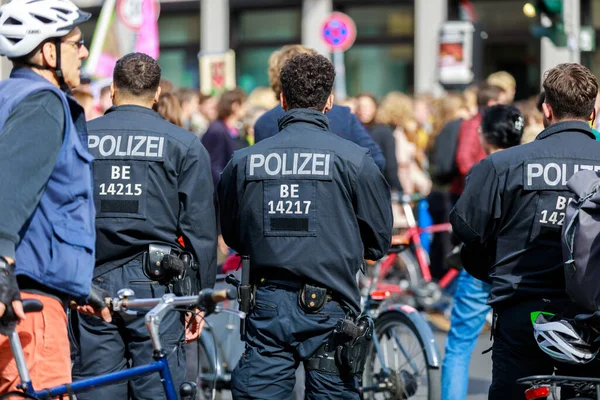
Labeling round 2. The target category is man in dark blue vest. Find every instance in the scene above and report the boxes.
[0,0,109,391]
[254,44,385,171]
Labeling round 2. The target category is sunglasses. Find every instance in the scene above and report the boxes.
[61,37,85,50]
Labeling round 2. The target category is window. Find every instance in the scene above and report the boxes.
[237,47,280,94]
[158,49,199,88]
[470,1,531,31]
[79,19,96,46]
[234,8,301,94]
[592,0,600,28]
[345,44,414,97]
[238,9,301,41]
[345,5,414,37]
[158,14,200,46]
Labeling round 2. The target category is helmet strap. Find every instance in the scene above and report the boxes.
[53,38,70,93]
[16,39,70,93]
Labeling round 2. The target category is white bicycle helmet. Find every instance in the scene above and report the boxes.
[533,313,599,365]
[0,0,90,58]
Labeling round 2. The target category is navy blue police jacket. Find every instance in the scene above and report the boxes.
[254,104,386,171]
[450,121,600,307]
[218,109,393,313]
[87,105,217,290]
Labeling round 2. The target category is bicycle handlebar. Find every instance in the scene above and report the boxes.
[106,287,243,354]
[198,287,237,309]
[392,193,426,204]
[107,287,238,314]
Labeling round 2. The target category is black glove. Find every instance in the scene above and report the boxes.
[445,245,464,271]
[460,243,493,284]
[0,258,21,336]
[87,283,108,311]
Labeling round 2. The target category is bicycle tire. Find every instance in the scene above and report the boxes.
[362,312,441,400]
[397,249,422,288]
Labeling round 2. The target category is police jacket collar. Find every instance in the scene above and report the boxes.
[105,104,165,119]
[278,108,330,132]
[536,120,595,140]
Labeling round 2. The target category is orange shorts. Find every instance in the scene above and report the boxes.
[0,292,71,394]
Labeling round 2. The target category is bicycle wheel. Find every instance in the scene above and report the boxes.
[195,332,219,400]
[396,249,422,289]
[362,312,441,400]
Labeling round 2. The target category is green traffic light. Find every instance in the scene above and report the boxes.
[541,0,562,15]
[526,0,566,47]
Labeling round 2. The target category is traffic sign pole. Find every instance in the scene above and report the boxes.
[333,50,346,100]
[321,12,356,101]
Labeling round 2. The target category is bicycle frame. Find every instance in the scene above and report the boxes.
[379,200,456,288]
[359,248,440,395]
[10,335,178,399]
[8,292,234,400]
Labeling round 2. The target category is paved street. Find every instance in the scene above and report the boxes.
[213,326,493,400]
[435,330,493,400]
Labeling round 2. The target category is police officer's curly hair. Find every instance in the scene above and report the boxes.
[268,45,317,99]
[280,53,335,111]
[113,52,161,100]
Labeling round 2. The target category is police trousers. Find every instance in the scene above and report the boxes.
[231,285,360,400]
[489,298,600,400]
[70,259,186,400]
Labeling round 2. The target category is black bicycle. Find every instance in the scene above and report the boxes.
[518,311,600,400]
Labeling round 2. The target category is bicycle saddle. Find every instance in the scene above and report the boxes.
[389,235,409,253]
[575,311,600,330]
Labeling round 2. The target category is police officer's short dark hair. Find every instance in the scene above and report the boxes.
[113,52,161,100]
[280,53,335,111]
[543,63,598,120]
[481,105,524,149]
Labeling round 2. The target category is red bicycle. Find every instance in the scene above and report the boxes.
[368,194,459,310]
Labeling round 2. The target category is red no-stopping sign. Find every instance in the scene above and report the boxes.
[321,12,356,52]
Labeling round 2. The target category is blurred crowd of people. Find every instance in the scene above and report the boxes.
[72,52,571,275]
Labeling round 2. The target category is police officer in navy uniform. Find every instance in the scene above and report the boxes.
[218,53,392,399]
[450,63,600,399]
[71,53,217,400]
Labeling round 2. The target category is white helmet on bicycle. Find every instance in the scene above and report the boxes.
[533,313,598,365]
[0,0,90,58]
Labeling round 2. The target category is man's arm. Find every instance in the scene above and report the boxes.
[349,113,386,170]
[354,154,393,260]
[178,141,218,290]
[217,158,240,252]
[449,157,501,280]
[0,91,64,259]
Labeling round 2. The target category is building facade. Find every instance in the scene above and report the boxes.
[62,0,600,100]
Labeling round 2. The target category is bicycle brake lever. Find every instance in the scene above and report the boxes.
[225,274,241,288]
[107,297,139,316]
[213,306,246,319]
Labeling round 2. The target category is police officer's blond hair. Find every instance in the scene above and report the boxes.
[487,71,516,93]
